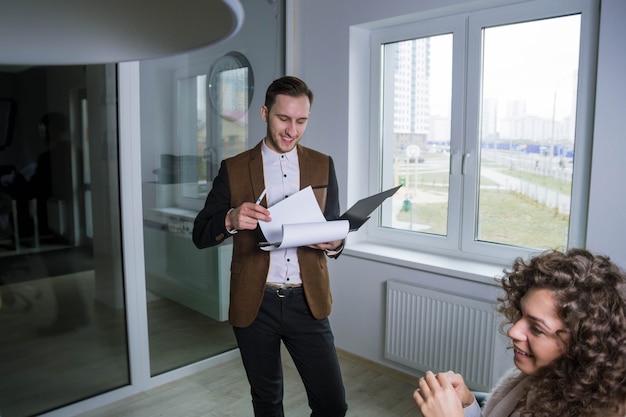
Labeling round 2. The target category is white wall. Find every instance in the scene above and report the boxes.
[290,0,626,380]
[586,0,626,262]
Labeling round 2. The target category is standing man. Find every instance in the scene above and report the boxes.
[193,76,347,417]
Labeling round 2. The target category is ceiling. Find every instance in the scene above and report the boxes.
[0,0,244,65]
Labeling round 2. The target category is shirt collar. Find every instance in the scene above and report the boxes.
[262,138,298,163]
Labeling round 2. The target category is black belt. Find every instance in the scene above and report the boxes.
[265,284,303,298]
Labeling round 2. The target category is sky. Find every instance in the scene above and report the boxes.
[428,14,581,120]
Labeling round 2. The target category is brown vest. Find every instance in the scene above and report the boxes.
[225,141,332,327]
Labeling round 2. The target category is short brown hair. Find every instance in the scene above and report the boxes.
[264,76,313,111]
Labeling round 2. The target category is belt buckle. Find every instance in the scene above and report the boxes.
[276,287,288,298]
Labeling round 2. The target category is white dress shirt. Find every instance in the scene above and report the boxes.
[262,140,302,286]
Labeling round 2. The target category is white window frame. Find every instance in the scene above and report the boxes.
[362,0,599,264]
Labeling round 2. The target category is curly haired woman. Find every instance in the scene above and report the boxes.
[414,248,626,417]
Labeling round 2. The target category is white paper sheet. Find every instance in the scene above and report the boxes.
[258,186,350,251]
[261,220,350,251]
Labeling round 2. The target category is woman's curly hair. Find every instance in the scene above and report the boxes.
[498,248,626,417]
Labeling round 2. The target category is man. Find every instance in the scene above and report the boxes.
[193,76,347,417]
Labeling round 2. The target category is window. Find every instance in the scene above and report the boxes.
[367,0,599,262]
[175,53,252,205]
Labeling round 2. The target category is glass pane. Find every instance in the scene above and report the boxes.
[478,15,581,250]
[178,67,250,201]
[177,74,208,199]
[382,34,453,235]
[140,60,239,376]
[139,0,283,377]
[206,66,249,185]
[0,64,128,416]
[141,70,236,376]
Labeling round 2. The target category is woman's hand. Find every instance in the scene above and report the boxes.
[444,371,475,408]
[413,371,467,417]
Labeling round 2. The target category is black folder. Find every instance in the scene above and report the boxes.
[338,185,402,231]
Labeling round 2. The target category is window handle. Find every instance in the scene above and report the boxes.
[203,146,213,162]
[462,152,471,175]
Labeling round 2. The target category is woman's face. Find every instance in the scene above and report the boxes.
[507,288,569,375]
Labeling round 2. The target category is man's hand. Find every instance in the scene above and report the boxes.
[226,202,271,232]
[308,239,343,252]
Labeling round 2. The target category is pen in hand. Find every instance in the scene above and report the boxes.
[255,188,267,205]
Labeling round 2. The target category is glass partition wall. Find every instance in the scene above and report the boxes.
[139,64,240,376]
[139,0,285,376]
[0,64,128,417]
[0,1,285,415]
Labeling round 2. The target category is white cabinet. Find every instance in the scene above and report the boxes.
[143,201,231,321]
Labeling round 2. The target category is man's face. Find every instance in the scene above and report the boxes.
[261,94,310,154]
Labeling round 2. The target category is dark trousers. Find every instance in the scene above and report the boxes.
[233,286,347,417]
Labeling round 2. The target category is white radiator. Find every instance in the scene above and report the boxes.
[385,280,497,391]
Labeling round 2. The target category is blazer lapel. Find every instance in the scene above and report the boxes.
[249,140,266,205]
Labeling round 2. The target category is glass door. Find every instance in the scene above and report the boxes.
[138,0,285,376]
[0,64,128,417]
